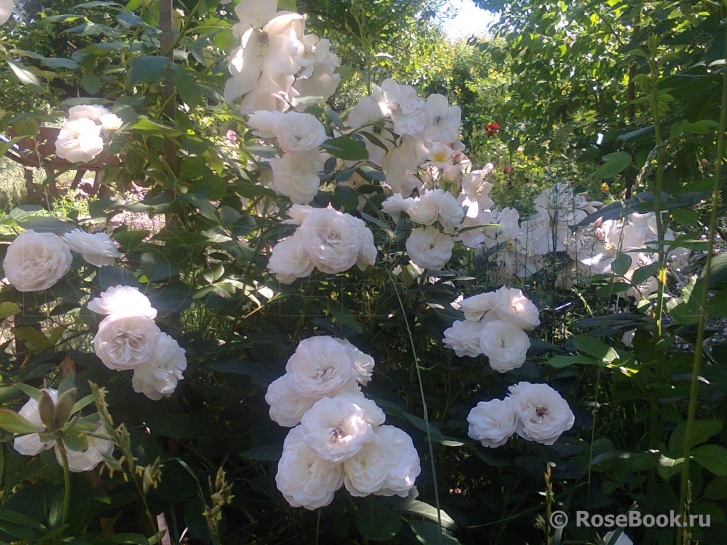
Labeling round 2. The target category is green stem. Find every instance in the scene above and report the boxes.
[676,13,727,543]
[57,438,71,527]
[386,269,442,535]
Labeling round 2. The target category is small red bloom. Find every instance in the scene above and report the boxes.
[485,122,500,137]
[502,166,512,174]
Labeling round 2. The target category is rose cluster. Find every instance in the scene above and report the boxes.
[267,205,377,284]
[89,285,187,400]
[467,382,575,447]
[224,0,340,113]
[13,389,114,472]
[443,286,539,373]
[2,228,121,292]
[55,105,122,163]
[265,336,421,509]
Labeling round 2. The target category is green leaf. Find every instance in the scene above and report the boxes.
[631,262,661,286]
[171,65,202,109]
[667,276,705,326]
[334,185,359,212]
[704,477,727,500]
[408,520,462,544]
[611,253,632,275]
[0,302,21,319]
[706,252,727,288]
[671,208,700,227]
[668,420,722,455]
[355,500,402,541]
[0,408,43,434]
[321,136,369,161]
[546,354,601,368]
[692,445,727,476]
[6,60,41,87]
[127,56,169,87]
[396,500,456,529]
[239,444,282,462]
[591,151,632,179]
[573,335,619,364]
[81,73,102,94]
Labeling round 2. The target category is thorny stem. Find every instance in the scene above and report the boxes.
[676,10,727,543]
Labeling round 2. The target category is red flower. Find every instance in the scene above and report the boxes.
[502,166,512,174]
[485,122,500,137]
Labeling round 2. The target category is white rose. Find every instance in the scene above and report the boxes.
[333,391,386,427]
[479,320,530,373]
[270,151,322,204]
[335,338,375,385]
[443,320,484,358]
[131,333,187,400]
[508,382,575,445]
[93,314,161,371]
[461,168,494,211]
[406,227,453,270]
[0,0,13,25]
[297,208,375,274]
[299,396,375,462]
[285,336,360,398]
[457,291,502,321]
[55,118,105,163]
[2,230,72,292]
[382,194,414,222]
[68,104,111,122]
[467,398,518,448]
[267,236,315,284]
[343,433,389,496]
[407,189,463,230]
[265,375,318,427]
[373,425,421,497]
[99,113,123,131]
[249,110,327,155]
[379,79,426,136]
[491,287,540,330]
[276,426,345,509]
[62,229,121,267]
[13,389,57,456]
[54,425,114,472]
[87,285,157,320]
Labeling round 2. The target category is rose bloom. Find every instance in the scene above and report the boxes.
[296,207,376,274]
[508,382,575,445]
[373,425,421,497]
[270,151,322,204]
[248,110,327,155]
[490,287,540,330]
[265,374,318,427]
[299,396,375,462]
[343,433,389,497]
[62,229,121,267]
[276,426,345,509]
[55,117,105,163]
[267,236,315,283]
[443,320,484,358]
[407,189,463,230]
[467,398,518,448]
[87,285,157,320]
[13,389,57,456]
[54,425,114,472]
[68,104,111,122]
[336,338,375,385]
[0,0,13,25]
[406,227,453,270]
[457,291,502,321]
[93,314,161,371]
[2,230,73,291]
[285,336,361,398]
[479,320,530,373]
[132,333,187,400]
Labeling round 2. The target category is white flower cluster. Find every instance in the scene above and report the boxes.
[224,0,340,114]
[266,336,421,509]
[2,229,120,292]
[13,389,114,472]
[267,205,376,283]
[569,211,689,298]
[443,286,539,373]
[89,285,187,400]
[467,382,574,447]
[55,105,122,163]
[248,110,327,204]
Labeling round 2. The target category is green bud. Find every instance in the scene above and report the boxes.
[38,390,56,430]
[54,388,77,429]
